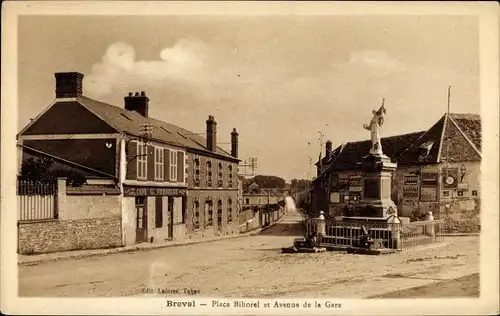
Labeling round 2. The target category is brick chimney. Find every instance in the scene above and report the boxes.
[325,140,332,160]
[54,72,84,98]
[206,115,217,152]
[231,128,239,158]
[125,91,149,117]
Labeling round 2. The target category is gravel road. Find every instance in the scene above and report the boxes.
[19,210,479,298]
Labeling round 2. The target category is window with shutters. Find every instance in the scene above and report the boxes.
[170,150,178,181]
[194,158,200,186]
[205,200,213,227]
[228,165,233,187]
[137,142,148,180]
[218,162,223,187]
[154,147,164,181]
[206,161,212,187]
[227,198,233,223]
[193,201,200,229]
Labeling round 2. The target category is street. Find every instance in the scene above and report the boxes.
[19,210,479,298]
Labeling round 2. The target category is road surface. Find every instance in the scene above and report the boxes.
[19,209,479,298]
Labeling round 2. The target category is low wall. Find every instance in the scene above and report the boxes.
[239,205,285,233]
[18,216,122,254]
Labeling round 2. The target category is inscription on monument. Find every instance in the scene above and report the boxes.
[363,179,379,199]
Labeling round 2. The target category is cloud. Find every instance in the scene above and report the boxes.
[85,39,212,96]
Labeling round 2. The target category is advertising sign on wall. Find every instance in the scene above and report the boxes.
[421,172,438,187]
[420,186,438,202]
[441,168,459,189]
[402,186,419,198]
[403,175,418,186]
[349,177,363,192]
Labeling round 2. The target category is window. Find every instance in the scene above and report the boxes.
[229,165,233,186]
[193,201,200,230]
[218,163,223,187]
[170,150,178,181]
[137,142,148,180]
[154,147,164,181]
[194,158,200,186]
[245,198,250,204]
[206,161,212,187]
[205,201,213,227]
[227,199,233,223]
[155,196,163,228]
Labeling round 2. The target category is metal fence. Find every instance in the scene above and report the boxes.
[17,180,58,221]
[305,217,445,251]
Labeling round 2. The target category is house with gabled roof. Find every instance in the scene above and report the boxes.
[17,72,241,254]
[311,112,481,233]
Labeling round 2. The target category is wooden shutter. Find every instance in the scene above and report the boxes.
[126,141,137,180]
[164,148,170,181]
[147,145,155,181]
[177,151,185,183]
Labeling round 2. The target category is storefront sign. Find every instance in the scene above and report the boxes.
[421,173,438,187]
[403,175,418,186]
[330,192,340,203]
[338,178,349,190]
[402,186,419,198]
[123,186,187,197]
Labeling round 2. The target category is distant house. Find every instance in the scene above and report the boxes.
[311,113,481,233]
[16,72,241,254]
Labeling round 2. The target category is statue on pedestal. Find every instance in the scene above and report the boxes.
[363,99,387,156]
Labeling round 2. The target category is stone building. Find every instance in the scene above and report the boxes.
[17,72,240,253]
[311,113,481,233]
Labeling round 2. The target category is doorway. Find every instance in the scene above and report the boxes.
[167,196,174,240]
[217,200,223,233]
[135,196,148,243]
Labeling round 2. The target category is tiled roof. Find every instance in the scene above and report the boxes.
[77,96,237,161]
[449,113,481,151]
[325,131,426,172]
[315,112,482,178]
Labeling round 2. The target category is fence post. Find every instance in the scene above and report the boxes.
[426,211,436,242]
[56,178,67,219]
[388,216,401,250]
[316,210,326,243]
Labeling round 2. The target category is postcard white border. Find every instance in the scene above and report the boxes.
[1,1,499,315]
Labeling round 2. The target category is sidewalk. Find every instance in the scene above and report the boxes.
[18,213,288,266]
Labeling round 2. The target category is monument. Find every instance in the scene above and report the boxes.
[345,100,399,222]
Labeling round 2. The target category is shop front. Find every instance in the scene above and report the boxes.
[122,186,187,245]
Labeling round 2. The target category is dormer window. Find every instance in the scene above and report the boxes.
[419,141,434,160]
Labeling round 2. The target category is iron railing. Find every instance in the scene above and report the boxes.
[305,218,445,251]
[17,180,58,221]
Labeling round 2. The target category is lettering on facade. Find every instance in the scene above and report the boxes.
[124,186,187,197]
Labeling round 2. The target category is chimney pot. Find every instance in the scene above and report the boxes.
[54,72,84,98]
[141,91,146,96]
[125,91,150,117]
[326,140,333,160]
[206,115,217,152]
[231,128,239,158]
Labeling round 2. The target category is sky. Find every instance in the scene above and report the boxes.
[18,15,479,181]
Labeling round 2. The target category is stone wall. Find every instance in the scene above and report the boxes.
[18,178,123,254]
[18,216,122,254]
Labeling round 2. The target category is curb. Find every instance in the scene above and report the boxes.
[18,219,286,266]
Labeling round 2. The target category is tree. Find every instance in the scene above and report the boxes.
[19,157,54,183]
[247,175,286,189]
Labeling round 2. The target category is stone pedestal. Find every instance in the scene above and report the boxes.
[348,153,398,221]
